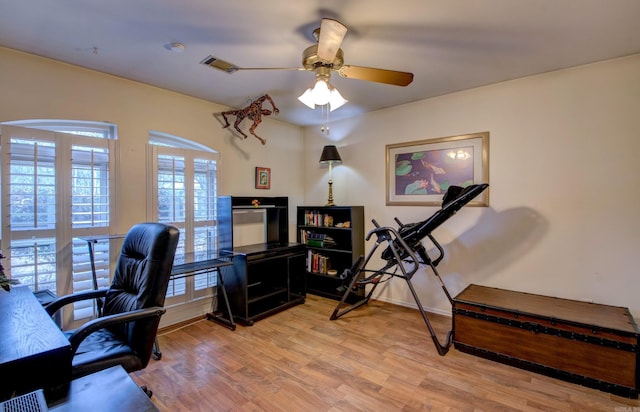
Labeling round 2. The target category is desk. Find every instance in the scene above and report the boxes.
[0,286,72,401]
[49,365,158,411]
[171,250,236,330]
[76,235,236,330]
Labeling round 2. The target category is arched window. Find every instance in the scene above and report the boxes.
[3,119,117,139]
[148,131,220,309]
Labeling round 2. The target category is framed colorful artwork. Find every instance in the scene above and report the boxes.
[255,167,271,189]
[386,132,489,206]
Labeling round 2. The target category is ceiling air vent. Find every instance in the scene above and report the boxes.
[199,55,238,73]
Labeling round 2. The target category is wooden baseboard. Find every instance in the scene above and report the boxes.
[158,315,206,335]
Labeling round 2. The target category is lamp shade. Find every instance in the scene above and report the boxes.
[319,145,342,163]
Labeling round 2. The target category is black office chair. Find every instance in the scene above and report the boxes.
[46,222,179,386]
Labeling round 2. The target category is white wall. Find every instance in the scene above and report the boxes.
[0,46,305,325]
[3,45,639,322]
[303,54,640,319]
[0,46,305,235]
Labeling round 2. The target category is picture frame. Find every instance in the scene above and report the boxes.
[255,167,271,190]
[386,132,489,206]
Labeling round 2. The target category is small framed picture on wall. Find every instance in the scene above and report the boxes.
[255,167,271,189]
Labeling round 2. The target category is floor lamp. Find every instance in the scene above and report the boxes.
[319,145,342,206]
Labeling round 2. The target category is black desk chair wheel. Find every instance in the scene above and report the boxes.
[46,222,179,396]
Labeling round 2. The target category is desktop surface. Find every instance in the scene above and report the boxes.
[228,242,302,255]
[0,286,72,401]
[170,250,234,278]
[48,365,158,412]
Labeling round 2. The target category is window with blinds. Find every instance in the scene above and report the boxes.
[4,135,57,291]
[69,142,115,320]
[157,153,187,298]
[71,146,111,228]
[1,123,116,324]
[192,158,218,292]
[149,135,219,305]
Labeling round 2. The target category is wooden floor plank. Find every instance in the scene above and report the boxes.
[133,294,640,411]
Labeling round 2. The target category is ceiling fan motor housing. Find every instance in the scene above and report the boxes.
[302,45,344,70]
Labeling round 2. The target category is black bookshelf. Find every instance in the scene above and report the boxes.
[296,206,364,301]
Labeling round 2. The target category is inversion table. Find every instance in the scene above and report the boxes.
[330,183,489,355]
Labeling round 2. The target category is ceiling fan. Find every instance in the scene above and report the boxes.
[200,18,414,110]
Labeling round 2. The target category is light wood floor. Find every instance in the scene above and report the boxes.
[132,294,640,411]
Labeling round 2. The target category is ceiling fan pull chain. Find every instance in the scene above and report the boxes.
[320,104,330,135]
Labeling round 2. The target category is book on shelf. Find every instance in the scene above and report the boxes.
[306,249,331,274]
[300,230,336,248]
[306,239,324,247]
[303,210,334,227]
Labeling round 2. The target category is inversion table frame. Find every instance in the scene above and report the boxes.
[330,183,489,356]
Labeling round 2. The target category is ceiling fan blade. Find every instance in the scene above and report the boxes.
[317,18,347,62]
[338,65,414,86]
[200,55,303,73]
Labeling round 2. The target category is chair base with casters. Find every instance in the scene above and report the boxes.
[331,184,488,356]
[46,222,180,395]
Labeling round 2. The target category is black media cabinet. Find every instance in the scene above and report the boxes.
[219,242,305,325]
[218,196,305,325]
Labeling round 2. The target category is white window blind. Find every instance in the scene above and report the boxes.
[2,132,58,292]
[1,123,116,325]
[71,146,111,228]
[158,153,187,298]
[148,140,219,305]
[69,139,115,320]
[193,158,218,292]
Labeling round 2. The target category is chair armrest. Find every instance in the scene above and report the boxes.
[67,306,166,354]
[45,288,109,317]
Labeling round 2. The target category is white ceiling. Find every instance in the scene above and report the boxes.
[1,0,640,127]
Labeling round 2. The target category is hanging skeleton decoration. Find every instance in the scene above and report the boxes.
[220,94,279,145]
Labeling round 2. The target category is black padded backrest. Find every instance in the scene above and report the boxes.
[395,183,489,248]
[422,183,489,233]
[103,222,179,366]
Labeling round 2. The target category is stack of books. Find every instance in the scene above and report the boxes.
[300,231,335,248]
[303,210,334,227]
[307,250,331,274]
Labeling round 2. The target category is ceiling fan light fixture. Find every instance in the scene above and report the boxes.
[298,77,348,111]
[311,78,331,105]
[328,88,347,112]
[298,88,316,109]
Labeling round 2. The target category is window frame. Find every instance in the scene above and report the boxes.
[1,121,117,328]
[148,132,220,306]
